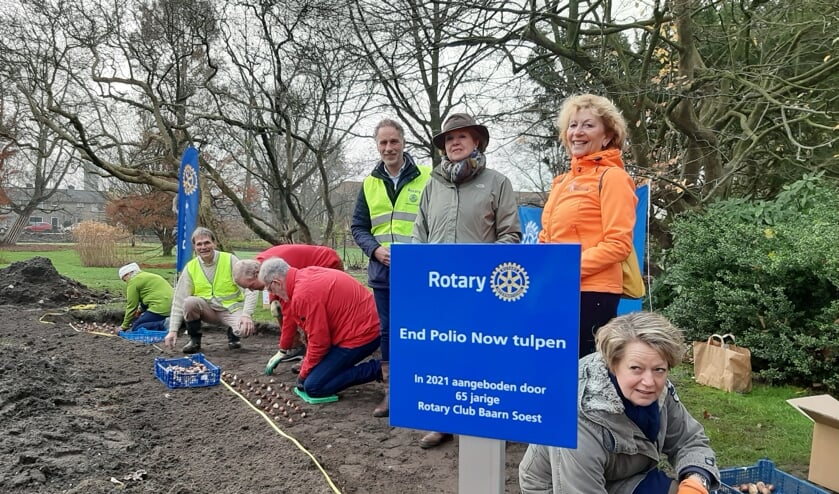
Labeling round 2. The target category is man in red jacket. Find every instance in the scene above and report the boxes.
[233,245,344,375]
[254,244,344,271]
[259,257,382,398]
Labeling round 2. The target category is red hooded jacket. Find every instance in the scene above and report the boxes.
[279,267,379,379]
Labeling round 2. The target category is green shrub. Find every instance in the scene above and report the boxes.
[659,174,839,391]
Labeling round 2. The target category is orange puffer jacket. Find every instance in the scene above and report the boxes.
[538,149,637,294]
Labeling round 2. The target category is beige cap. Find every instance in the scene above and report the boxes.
[118,262,141,280]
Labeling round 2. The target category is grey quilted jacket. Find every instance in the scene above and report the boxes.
[518,353,720,494]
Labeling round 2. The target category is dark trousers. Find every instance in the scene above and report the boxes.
[579,291,620,357]
[130,311,167,331]
[372,287,390,361]
[302,337,381,397]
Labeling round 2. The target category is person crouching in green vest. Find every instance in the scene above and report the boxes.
[164,227,258,354]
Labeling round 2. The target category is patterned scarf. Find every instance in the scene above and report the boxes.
[439,149,486,184]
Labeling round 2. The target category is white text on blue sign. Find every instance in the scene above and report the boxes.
[399,327,567,351]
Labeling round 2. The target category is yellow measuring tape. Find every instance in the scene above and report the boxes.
[221,379,342,494]
[69,304,98,311]
[48,319,335,490]
[38,312,66,324]
[39,304,99,324]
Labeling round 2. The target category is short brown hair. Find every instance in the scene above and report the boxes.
[374,119,404,141]
[191,227,216,244]
[595,312,685,371]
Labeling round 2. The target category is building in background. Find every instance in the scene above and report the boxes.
[0,186,107,233]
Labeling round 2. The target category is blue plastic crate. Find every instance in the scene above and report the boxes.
[713,459,830,494]
[118,328,166,344]
[154,353,220,389]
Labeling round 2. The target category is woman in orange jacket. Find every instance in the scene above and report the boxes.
[539,94,637,357]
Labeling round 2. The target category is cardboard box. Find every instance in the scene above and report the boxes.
[787,394,839,492]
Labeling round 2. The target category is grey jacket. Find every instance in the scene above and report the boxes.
[519,353,720,494]
[412,165,521,244]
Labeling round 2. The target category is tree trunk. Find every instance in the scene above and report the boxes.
[669,0,724,204]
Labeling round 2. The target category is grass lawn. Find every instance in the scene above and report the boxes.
[1,243,180,295]
[668,365,815,475]
[1,243,369,323]
[0,243,821,477]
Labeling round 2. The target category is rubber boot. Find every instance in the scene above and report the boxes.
[182,320,202,354]
[227,327,241,350]
[373,361,389,418]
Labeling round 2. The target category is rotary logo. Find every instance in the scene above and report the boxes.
[490,262,529,302]
[181,164,198,196]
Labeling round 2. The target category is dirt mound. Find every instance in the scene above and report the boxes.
[0,256,106,307]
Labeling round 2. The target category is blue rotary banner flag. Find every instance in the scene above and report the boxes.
[617,182,649,314]
[518,205,543,244]
[176,146,200,273]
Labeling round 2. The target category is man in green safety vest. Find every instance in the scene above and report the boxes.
[164,227,258,354]
[351,118,431,418]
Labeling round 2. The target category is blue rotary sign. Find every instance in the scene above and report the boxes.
[390,243,581,447]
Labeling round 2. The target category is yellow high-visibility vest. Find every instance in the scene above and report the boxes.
[363,166,431,246]
[186,252,244,311]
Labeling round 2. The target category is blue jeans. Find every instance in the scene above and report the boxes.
[130,311,167,331]
[301,337,381,397]
[372,288,390,361]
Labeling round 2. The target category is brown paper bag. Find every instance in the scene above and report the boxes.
[692,334,752,393]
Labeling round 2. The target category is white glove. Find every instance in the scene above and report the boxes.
[266,350,285,375]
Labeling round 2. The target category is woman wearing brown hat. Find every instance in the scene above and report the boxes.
[413,113,521,245]
[412,112,521,448]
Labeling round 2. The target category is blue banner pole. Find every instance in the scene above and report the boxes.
[175,146,200,274]
[617,182,649,315]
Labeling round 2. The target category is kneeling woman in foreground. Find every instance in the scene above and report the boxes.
[519,312,720,494]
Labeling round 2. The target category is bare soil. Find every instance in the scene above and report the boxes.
[0,257,526,493]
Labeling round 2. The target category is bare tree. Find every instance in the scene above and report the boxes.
[347,0,518,166]
[0,13,80,245]
[202,0,372,243]
[487,0,839,214]
[0,0,371,245]
[0,0,221,233]
[0,84,21,232]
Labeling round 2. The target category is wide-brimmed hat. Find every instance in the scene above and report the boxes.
[118,262,140,280]
[432,113,490,153]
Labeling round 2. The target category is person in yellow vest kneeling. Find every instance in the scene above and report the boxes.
[164,227,258,354]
